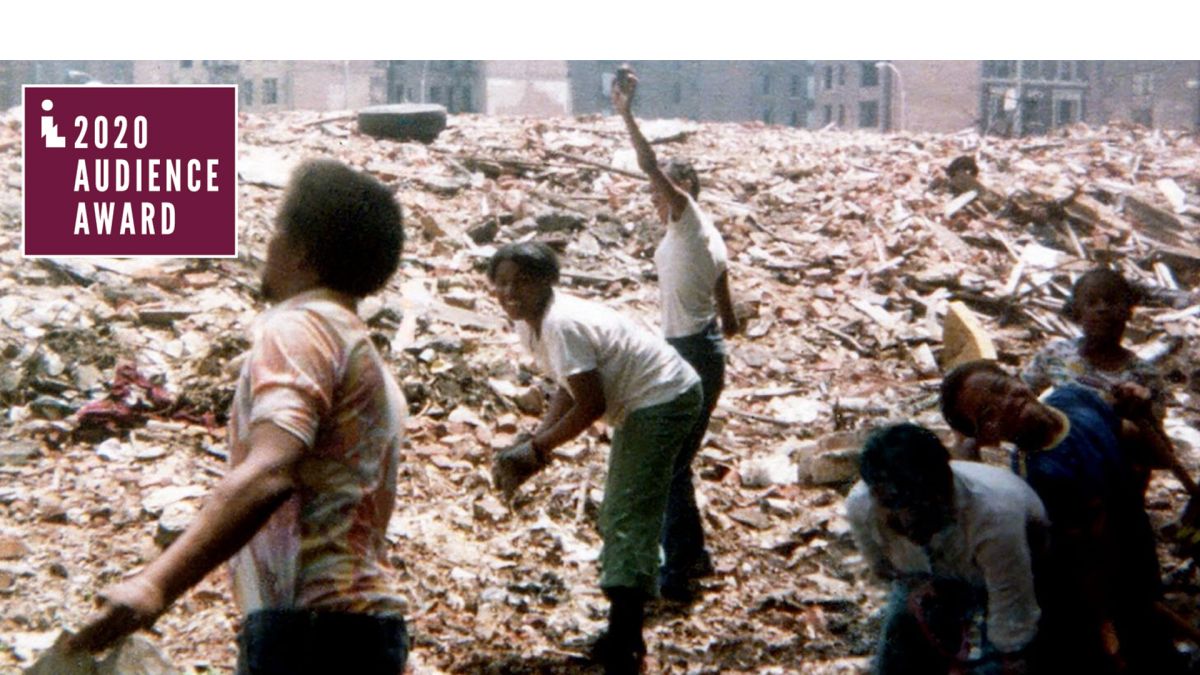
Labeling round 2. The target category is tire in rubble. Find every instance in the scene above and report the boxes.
[357,104,448,143]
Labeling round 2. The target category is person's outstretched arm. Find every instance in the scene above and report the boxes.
[612,70,690,221]
[67,423,304,653]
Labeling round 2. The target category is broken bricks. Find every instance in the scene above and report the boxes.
[0,106,1198,673]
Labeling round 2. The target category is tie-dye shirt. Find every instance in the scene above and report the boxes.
[226,289,407,617]
[1021,337,1166,420]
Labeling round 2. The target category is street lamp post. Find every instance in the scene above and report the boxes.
[875,61,906,131]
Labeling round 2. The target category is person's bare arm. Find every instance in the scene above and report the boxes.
[67,423,305,652]
[611,72,689,220]
[535,385,573,438]
[530,371,606,461]
[714,271,740,338]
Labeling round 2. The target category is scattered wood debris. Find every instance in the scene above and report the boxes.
[0,107,1197,673]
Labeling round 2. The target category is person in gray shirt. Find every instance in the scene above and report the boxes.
[845,424,1049,674]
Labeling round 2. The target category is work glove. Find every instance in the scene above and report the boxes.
[492,436,546,500]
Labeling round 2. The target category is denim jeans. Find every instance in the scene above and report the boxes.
[236,609,408,675]
[661,321,726,583]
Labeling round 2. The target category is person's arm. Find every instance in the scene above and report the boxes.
[530,371,606,462]
[714,271,740,338]
[611,72,689,220]
[67,423,305,652]
[535,385,573,439]
[844,483,900,580]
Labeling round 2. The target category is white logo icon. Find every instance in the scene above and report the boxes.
[41,99,66,148]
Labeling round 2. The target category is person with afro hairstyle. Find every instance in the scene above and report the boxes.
[940,360,1186,674]
[846,423,1049,675]
[611,65,740,603]
[487,241,701,673]
[68,160,411,675]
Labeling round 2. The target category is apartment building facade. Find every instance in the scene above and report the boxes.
[0,61,134,109]
[568,61,812,127]
[134,61,389,112]
[1088,61,1200,131]
[385,60,482,113]
[807,60,981,133]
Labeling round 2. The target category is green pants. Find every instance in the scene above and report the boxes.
[599,384,702,595]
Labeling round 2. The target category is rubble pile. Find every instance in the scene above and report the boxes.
[0,108,1198,673]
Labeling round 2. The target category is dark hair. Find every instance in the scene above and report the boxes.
[1063,268,1139,321]
[859,423,952,499]
[663,159,700,199]
[487,241,560,285]
[940,360,1008,435]
[278,159,404,298]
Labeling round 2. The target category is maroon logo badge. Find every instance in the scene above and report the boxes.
[23,86,237,257]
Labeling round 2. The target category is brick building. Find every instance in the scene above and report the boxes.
[385,61,482,113]
[482,60,569,116]
[0,61,133,109]
[135,61,388,112]
[1088,61,1200,131]
[979,60,1094,136]
[568,61,812,127]
[808,60,981,133]
[809,61,884,130]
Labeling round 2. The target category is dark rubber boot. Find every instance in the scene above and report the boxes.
[591,587,647,674]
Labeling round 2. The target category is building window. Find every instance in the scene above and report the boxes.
[837,64,845,86]
[837,104,845,125]
[240,80,254,106]
[824,66,833,90]
[407,87,415,101]
[1076,61,1089,81]
[823,105,832,124]
[1056,99,1077,125]
[429,86,441,103]
[262,78,278,105]
[1022,61,1037,78]
[762,73,771,95]
[1058,61,1072,80]
[1039,61,1056,80]
[861,62,879,87]
[1132,73,1154,96]
[859,100,879,128]
[180,61,193,69]
[392,82,406,102]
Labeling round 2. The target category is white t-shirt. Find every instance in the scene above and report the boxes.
[518,291,700,426]
[845,461,1048,653]
[653,195,729,338]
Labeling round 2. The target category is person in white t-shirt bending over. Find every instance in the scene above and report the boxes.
[612,65,740,603]
[488,241,701,674]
